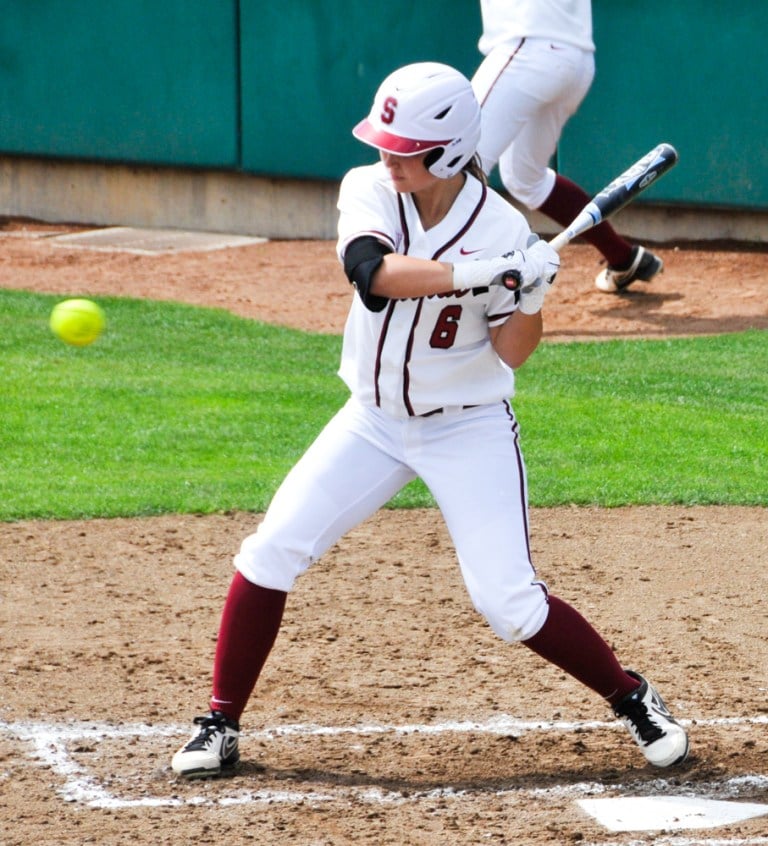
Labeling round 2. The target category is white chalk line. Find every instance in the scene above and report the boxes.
[2,715,766,815]
[581,839,768,846]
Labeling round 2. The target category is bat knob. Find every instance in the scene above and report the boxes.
[502,270,521,291]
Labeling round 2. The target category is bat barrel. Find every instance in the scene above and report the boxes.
[547,142,679,252]
[593,142,679,217]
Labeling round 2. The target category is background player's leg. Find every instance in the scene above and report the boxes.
[537,173,634,268]
[471,43,533,174]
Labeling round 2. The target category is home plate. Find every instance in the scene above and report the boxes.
[578,796,768,832]
[50,227,266,254]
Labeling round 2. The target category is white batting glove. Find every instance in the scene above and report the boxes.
[521,239,561,286]
[516,277,550,314]
[451,240,560,296]
[452,252,529,291]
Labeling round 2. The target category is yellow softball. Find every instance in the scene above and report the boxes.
[49,298,106,347]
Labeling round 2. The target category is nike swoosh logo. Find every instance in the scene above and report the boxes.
[460,247,484,255]
[221,736,238,758]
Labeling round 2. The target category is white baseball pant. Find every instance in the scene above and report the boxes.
[234,397,549,643]
[472,37,595,209]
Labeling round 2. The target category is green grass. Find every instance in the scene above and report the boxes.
[1,292,347,519]
[513,333,767,506]
[1,289,765,520]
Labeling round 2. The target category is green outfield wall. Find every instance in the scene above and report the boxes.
[0,1,239,167]
[0,1,765,213]
[559,4,768,210]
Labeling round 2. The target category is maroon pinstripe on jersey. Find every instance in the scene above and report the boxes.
[337,162,528,419]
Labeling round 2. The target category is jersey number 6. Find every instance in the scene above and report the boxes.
[429,305,462,349]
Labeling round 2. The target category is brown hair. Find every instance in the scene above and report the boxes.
[463,154,487,185]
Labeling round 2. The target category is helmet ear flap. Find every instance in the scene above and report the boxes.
[424,147,467,177]
[423,148,443,173]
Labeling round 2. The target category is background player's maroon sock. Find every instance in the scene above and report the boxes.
[522,594,640,705]
[209,571,287,722]
[537,174,634,269]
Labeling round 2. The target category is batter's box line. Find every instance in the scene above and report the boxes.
[2,716,767,811]
[581,838,768,846]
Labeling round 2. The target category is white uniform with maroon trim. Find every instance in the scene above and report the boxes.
[472,0,596,209]
[337,162,529,418]
[233,162,550,644]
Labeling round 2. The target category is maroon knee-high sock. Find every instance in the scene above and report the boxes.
[523,594,639,705]
[538,174,633,268]
[209,571,287,722]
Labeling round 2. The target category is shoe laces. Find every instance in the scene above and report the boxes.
[185,714,228,751]
[617,692,665,744]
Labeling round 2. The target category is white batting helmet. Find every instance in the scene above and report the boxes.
[353,62,481,179]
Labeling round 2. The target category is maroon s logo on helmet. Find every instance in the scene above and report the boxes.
[380,96,397,125]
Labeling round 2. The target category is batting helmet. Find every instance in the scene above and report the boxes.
[353,62,481,179]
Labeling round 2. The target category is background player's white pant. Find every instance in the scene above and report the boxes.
[235,398,549,642]
[472,37,595,209]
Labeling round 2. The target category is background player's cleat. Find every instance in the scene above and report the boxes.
[595,245,663,292]
[172,711,240,778]
[613,670,689,767]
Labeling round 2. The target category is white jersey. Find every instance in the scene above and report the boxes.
[478,0,594,54]
[336,162,531,419]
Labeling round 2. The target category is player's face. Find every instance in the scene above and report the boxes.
[380,150,437,193]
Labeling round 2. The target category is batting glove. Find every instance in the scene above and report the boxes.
[451,239,560,296]
[516,276,551,315]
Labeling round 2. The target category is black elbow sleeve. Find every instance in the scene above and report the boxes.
[343,236,392,313]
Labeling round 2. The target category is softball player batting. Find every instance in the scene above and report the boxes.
[472,0,665,292]
[172,62,688,778]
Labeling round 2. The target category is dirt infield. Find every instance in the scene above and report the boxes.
[1,219,766,341]
[1,222,767,845]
